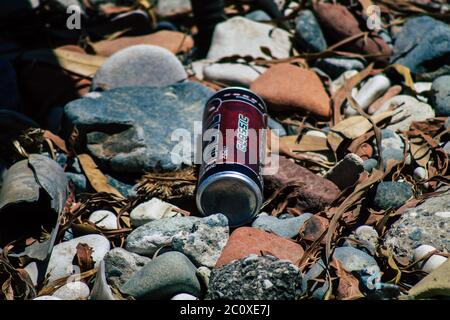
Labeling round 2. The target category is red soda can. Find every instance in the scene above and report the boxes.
[196,87,268,227]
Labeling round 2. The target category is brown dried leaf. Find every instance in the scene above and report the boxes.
[281,135,329,152]
[78,153,124,199]
[74,243,95,273]
[331,258,365,300]
[43,130,69,154]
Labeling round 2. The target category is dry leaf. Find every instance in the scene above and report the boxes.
[73,243,95,273]
[78,153,124,198]
[281,135,329,152]
[332,258,365,300]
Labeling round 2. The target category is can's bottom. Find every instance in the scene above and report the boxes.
[196,171,262,227]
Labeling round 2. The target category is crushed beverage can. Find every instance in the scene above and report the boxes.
[196,87,268,227]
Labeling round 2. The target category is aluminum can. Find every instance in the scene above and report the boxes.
[196,87,268,227]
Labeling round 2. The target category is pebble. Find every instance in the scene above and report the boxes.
[374,95,435,132]
[346,74,391,115]
[90,260,116,300]
[430,75,450,116]
[92,45,187,91]
[313,2,391,62]
[104,248,151,289]
[251,213,313,239]
[130,198,181,227]
[126,215,201,256]
[250,64,331,118]
[92,31,194,56]
[64,82,213,173]
[379,129,405,166]
[120,251,201,300]
[391,16,450,74]
[172,214,229,268]
[372,181,413,210]
[88,210,118,230]
[333,247,380,273]
[384,188,450,262]
[196,266,211,289]
[207,17,291,60]
[206,254,303,300]
[33,296,62,300]
[413,167,428,182]
[203,63,266,87]
[245,10,271,22]
[294,10,327,53]
[52,281,90,300]
[46,235,111,283]
[299,215,329,243]
[413,244,448,273]
[305,130,327,138]
[215,227,304,267]
[171,293,198,300]
[363,158,378,173]
[264,156,340,212]
[156,0,191,18]
[24,262,38,287]
[325,153,364,190]
[315,58,365,79]
[344,226,379,255]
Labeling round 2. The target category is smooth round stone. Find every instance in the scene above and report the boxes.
[33,296,62,300]
[46,235,111,283]
[391,16,450,74]
[413,167,428,181]
[372,181,413,210]
[171,293,198,300]
[380,129,405,165]
[346,226,379,254]
[305,130,327,138]
[207,17,291,60]
[24,262,38,287]
[92,45,187,90]
[203,63,266,87]
[315,58,365,79]
[430,75,450,116]
[130,198,180,227]
[349,74,391,113]
[120,251,201,300]
[363,158,378,173]
[294,9,327,53]
[52,281,90,300]
[245,10,271,21]
[251,213,313,239]
[104,247,151,289]
[88,210,118,230]
[413,244,447,273]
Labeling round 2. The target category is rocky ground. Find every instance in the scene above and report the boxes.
[1,0,450,300]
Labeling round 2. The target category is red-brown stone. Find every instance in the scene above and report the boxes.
[215,227,304,267]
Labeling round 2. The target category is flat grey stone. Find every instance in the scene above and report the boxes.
[333,247,380,273]
[294,10,327,53]
[251,213,313,238]
[430,75,450,116]
[64,82,214,173]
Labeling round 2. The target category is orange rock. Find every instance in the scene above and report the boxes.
[250,64,331,118]
[93,31,194,56]
[215,227,304,267]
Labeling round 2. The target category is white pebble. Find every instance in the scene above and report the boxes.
[414,82,432,102]
[88,210,118,230]
[52,281,90,300]
[413,167,427,181]
[171,293,199,300]
[354,74,391,110]
[414,244,436,261]
[305,130,327,138]
[33,296,62,300]
[422,255,447,273]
